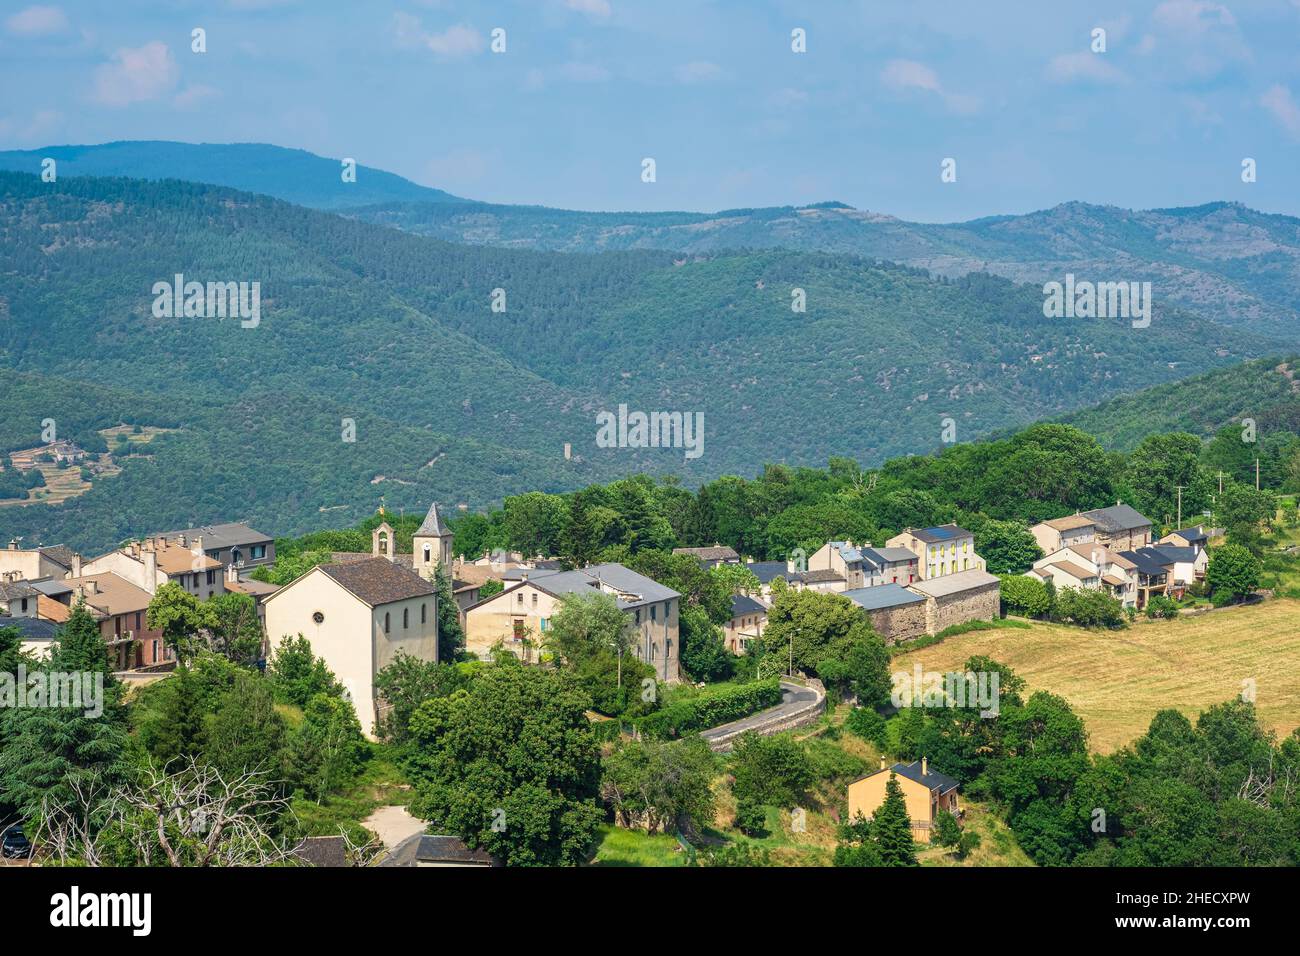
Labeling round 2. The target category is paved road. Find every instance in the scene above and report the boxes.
[700,680,823,747]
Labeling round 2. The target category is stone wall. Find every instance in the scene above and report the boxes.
[869,602,928,645]
[925,581,1000,633]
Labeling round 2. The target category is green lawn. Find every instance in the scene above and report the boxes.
[588,824,688,867]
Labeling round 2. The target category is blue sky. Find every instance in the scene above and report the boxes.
[2,0,1298,221]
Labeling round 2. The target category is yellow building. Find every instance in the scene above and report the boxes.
[846,758,960,844]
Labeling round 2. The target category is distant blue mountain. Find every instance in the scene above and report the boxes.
[0,140,467,210]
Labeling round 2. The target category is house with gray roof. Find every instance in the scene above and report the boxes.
[160,521,275,568]
[886,525,985,580]
[1080,502,1153,551]
[464,563,682,682]
[724,593,767,654]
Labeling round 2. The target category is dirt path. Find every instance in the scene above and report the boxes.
[362,805,426,849]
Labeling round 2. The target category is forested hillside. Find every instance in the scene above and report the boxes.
[0,171,1281,552]
[0,141,465,210]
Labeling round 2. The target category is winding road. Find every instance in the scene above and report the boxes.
[700,679,826,752]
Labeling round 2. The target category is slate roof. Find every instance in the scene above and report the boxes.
[0,615,60,641]
[861,546,918,565]
[37,545,76,569]
[415,502,450,537]
[890,760,961,795]
[318,558,437,606]
[801,569,846,584]
[1151,544,1197,563]
[378,834,498,867]
[907,524,973,544]
[908,568,1001,598]
[30,579,74,597]
[730,594,767,618]
[1119,549,1169,577]
[746,561,797,584]
[1046,561,1098,582]
[160,522,272,550]
[291,836,349,868]
[842,584,925,611]
[1081,503,1152,533]
[480,563,680,612]
[0,580,39,601]
[1167,526,1209,544]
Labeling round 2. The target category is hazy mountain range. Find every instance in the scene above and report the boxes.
[1,141,1297,551]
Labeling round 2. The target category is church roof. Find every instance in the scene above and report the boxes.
[416,502,450,537]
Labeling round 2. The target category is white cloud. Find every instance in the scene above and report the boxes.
[92,41,179,107]
[1046,51,1127,85]
[6,4,66,36]
[1261,84,1300,138]
[565,0,611,18]
[880,59,979,114]
[1144,0,1250,77]
[392,14,484,57]
[0,108,63,143]
[674,61,721,84]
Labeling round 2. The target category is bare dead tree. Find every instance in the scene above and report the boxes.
[340,827,384,867]
[38,758,296,867]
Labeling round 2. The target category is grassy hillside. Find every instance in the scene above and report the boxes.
[894,600,1300,753]
[0,171,1280,551]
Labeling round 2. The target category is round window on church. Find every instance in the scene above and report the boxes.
[312,611,325,624]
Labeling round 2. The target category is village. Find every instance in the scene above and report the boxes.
[0,489,1237,861]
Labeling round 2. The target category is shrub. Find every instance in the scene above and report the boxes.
[845,707,888,748]
[729,732,813,806]
[1144,594,1180,619]
[634,679,782,740]
[999,574,1051,618]
[733,799,767,836]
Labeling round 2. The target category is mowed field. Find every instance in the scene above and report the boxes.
[893,599,1300,754]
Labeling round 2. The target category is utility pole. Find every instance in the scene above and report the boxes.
[1218,471,1224,495]
[1256,458,1261,491]
[1175,485,1185,528]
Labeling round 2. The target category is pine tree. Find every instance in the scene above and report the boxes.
[54,600,114,679]
[874,775,918,866]
[139,665,206,765]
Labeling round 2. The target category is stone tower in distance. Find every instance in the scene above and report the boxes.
[412,502,453,581]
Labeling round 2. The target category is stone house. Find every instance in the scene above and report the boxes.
[842,584,928,644]
[907,569,1000,634]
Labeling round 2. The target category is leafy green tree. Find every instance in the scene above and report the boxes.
[203,671,288,778]
[965,515,1042,574]
[266,635,344,707]
[288,693,367,802]
[207,591,264,665]
[146,582,217,662]
[503,491,570,558]
[733,799,767,837]
[544,591,652,716]
[406,663,603,866]
[729,732,812,807]
[1216,481,1273,551]
[1205,543,1261,605]
[833,813,882,866]
[374,652,475,744]
[600,736,716,834]
[999,574,1051,618]
[933,807,962,848]
[678,604,734,683]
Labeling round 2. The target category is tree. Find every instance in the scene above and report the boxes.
[136,664,207,765]
[503,491,570,558]
[933,807,962,848]
[873,775,918,866]
[374,652,474,744]
[729,732,812,807]
[733,799,767,837]
[678,604,733,683]
[406,664,603,866]
[432,563,464,661]
[967,517,1042,574]
[1216,481,1273,551]
[600,737,716,834]
[833,813,882,866]
[266,635,345,707]
[146,582,217,662]
[207,592,264,665]
[544,591,652,716]
[999,574,1051,618]
[1205,544,1261,605]
[204,672,288,779]
[288,693,367,803]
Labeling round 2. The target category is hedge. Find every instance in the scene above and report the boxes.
[591,678,783,742]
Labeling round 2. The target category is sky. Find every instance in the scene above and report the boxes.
[1,0,1298,221]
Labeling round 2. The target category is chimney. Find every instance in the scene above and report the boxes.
[226,563,239,584]
[7,538,17,551]
[72,552,82,578]
[178,533,187,548]
[84,579,98,595]
[195,535,204,553]
[921,756,928,777]
[879,756,887,771]
[144,549,158,586]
